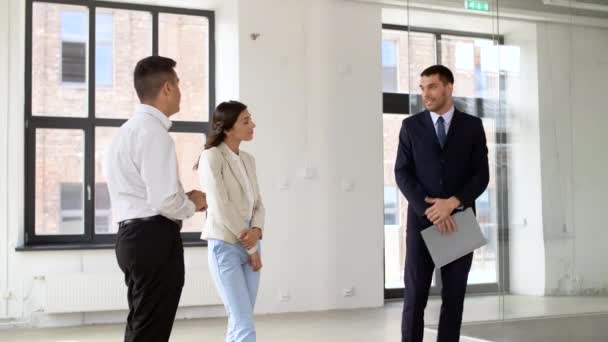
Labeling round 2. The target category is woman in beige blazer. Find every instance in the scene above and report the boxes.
[196,101,265,342]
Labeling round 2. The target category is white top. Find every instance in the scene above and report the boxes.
[224,143,255,220]
[104,104,196,225]
[430,106,455,136]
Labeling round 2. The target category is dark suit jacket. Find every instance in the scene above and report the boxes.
[394,108,489,231]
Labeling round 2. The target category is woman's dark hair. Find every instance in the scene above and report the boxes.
[193,100,247,169]
[206,100,248,149]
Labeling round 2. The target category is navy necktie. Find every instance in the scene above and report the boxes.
[437,116,447,148]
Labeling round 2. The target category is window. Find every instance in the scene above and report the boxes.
[95,183,112,234]
[59,11,114,86]
[61,11,87,84]
[95,13,113,86]
[62,41,87,83]
[383,186,399,226]
[382,113,409,290]
[25,0,215,247]
[440,35,500,99]
[59,183,85,234]
[382,40,398,92]
[382,24,508,298]
[382,29,436,96]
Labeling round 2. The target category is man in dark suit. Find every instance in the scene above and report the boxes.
[395,65,489,342]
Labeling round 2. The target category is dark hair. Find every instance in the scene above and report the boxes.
[193,101,248,169]
[206,100,248,149]
[133,56,177,101]
[420,64,454,85]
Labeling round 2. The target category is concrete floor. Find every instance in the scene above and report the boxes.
[0,295,607,342]
[0,303,441,342]
[427,295,608,324]
[461,314,608,342]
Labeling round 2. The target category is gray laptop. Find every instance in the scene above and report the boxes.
[420,208,487,268]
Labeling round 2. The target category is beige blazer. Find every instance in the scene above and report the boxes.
[198,143,265,253]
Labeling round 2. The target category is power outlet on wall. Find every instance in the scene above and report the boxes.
[342,286,355,297]
[278,178,290,190]
[299,166,316,180]
[278,290,291,302]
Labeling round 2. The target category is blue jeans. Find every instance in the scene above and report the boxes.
[208,239,260,342]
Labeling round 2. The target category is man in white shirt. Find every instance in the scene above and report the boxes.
[105,56,207,342]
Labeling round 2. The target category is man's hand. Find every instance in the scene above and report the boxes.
[425,196,460,235]
[239,228,261,250]
[248,251,262,272]
[187,190,207,212]
[436,216,457,235]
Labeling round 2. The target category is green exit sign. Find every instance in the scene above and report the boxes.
[465,0,490,12]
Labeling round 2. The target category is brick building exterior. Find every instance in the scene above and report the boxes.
[32,3,209,235]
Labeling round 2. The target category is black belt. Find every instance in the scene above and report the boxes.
[118,215,182,230]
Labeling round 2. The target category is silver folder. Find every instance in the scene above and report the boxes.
[420,208,487,268]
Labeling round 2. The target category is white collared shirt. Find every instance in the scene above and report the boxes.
[104,104,196,224]
[430,106,455,137]
[223,143,255,221]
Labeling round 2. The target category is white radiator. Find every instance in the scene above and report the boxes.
[43,269,221,313]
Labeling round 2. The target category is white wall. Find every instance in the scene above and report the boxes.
[0,0,384,327]
[238,0,384,312]
[538,22,608,295]
[4,0,26,323]
[383,6,498,35]
[568,25,608,295]
[215,0,240,101]
[502,22,546,296]
[0,0,10,321]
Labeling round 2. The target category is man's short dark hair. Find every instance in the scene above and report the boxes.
[133,56,177,101]
[420,65,454,85]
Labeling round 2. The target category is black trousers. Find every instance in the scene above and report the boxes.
[115,217,184,342]
[401,227,473,342]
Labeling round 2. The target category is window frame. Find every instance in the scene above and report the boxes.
[24,0,215,248]
[381,24,510,299]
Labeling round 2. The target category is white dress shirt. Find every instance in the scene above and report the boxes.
[430,106,455,137]
[225,144,255,221]
[104,104,196,224]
